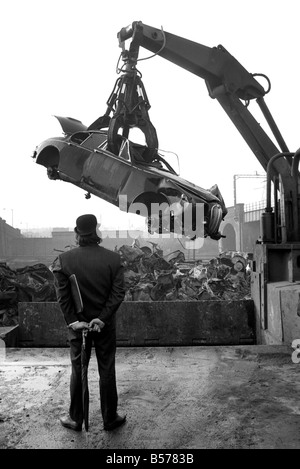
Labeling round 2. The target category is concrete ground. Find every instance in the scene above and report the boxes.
[0,345,300,450]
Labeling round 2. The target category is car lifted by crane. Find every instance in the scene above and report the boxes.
[110,21,300,345]
[33,21,300,345]
[111,21,300,241]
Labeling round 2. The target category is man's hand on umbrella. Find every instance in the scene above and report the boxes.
[70,321,90,331]
[88,318,105,333]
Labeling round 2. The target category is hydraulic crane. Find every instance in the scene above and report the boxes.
[97,21,300,344]
[93,21,300,245]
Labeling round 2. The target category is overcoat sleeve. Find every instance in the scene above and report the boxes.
[52,256,78,326]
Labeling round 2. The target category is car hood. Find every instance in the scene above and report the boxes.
[148,165,225,205]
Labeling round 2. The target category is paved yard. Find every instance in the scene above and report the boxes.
[0,345,300,449]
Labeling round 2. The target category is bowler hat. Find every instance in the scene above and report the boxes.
[74,214,97,235]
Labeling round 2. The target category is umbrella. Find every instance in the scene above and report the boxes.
[81,328,89,432]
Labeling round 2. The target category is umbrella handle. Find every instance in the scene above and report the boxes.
[82,328,88,349]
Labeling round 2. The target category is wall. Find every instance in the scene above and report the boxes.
[219,205,261,254]
[219,205,241,252]
[2,228,220,269]
[1,202,264,266]
[18,300,255,347]
[242,221,261,253]
[0,218,23,260]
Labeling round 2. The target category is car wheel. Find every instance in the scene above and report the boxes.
[47,166,59,180]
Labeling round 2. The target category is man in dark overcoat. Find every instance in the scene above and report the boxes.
[53,214,126,432]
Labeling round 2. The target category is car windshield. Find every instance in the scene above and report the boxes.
[124,141,178,175]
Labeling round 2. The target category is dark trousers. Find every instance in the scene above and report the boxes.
[67,327,118,426]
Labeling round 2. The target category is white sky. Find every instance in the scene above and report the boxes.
[1,0,299,231]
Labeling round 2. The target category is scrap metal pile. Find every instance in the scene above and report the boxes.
[117,242,251,302]
[0,263,56,327]
[0,244,251,326]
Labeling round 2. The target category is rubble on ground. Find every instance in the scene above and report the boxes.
[0,243,251,326]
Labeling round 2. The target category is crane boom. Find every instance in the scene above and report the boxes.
[118,22,289,172]
[115,21,299,243]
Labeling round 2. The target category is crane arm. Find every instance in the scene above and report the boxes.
[118,22,265,101]
[117,21,290,177]
[115,21,300,243]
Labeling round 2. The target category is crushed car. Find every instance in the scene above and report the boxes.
[32,116,227,240]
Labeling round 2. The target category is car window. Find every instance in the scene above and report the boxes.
[81,132,107,150]
[70,132,90,144]
[70,131,107,148]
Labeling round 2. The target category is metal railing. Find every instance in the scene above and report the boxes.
[244,200,267,223]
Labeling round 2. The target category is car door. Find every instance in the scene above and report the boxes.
[57,132,108,182]
[82,142,133,203]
